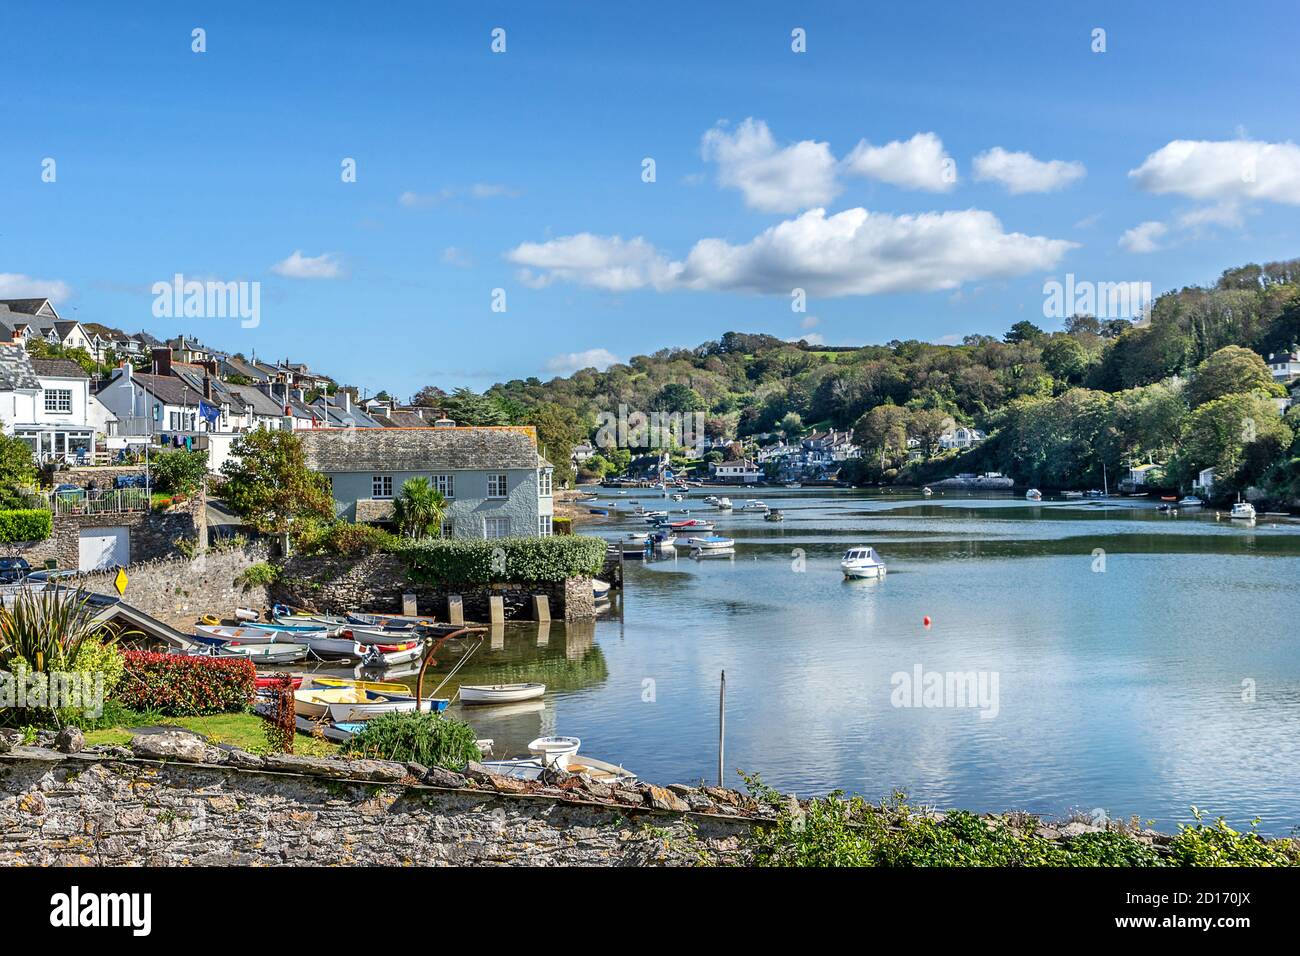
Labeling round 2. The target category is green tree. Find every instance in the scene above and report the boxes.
[0,432,36,507]
[150,448,208,494]
[1186,346,1280,407]
[1004,320,1045,344]
[527,403,583,487]
[907,408,955,458]
[853,405,910,468]
[218,430,334,543]
[1174,392,1293,492]
[390,477,447,539]
[1041,336,1089,384]
[443,387,507,425]
[779,411,804,437]
[653,382,705,413]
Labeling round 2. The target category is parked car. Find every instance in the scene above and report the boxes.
[0,557,32,584]
[24,569,80,586]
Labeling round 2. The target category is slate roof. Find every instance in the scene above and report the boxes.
[127,372,205,406]
[0,298,55,317]
[31,358,88,379]
[0,345,41,391]
[226,383,290,418]
[300,426,545,472]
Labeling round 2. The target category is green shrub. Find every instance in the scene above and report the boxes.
[552,516,573,535]
[341,711,481,769]
[235,562,280,588]
[401,535,606,584]
[115,651,254,716]
[1166,808,1300,866]
[74,637,126,697]
[326,522,399,556]
[150,448,208,495]
[0,508,52,543]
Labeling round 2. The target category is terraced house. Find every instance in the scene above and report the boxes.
[300,425,555,539]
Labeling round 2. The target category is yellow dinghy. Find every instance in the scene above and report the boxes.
[299,676,413,696]
[294,686,371,720]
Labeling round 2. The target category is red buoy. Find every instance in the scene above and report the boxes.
[923,616,932,628]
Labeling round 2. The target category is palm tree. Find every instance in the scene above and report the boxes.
[391,477,447,539]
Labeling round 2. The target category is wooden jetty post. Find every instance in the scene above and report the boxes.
[488,595,505,624]
[446,595,464,626]
[718,669,726,787]
[533,594,551,622]
[402,593,418,616]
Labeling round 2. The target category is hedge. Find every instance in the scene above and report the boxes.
[401,535,607,584]
[0,508,52,543]
[116,651,255,716]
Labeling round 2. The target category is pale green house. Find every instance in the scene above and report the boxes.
[299,425,554,538]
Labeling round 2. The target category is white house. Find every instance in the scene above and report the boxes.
[710,458,760,482]
[1265,348,1300,383]
[0,299,96,356]
[0,349,99,464]
[939,426,987,451]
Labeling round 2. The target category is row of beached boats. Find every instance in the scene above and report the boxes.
[190,609,431,668]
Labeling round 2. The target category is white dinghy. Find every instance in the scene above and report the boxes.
[459,682,547,705]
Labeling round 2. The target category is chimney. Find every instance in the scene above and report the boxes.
[10,327,22,345]
[203,373,213,401]
[151,347,172,376]
[340,391,351,414]
[291,388,305,403]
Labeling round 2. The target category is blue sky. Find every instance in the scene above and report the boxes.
[2,0,1297,397]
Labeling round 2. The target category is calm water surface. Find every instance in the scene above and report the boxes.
[361,488,1300,833]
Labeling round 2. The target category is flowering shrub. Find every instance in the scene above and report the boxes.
[116,651,255,716]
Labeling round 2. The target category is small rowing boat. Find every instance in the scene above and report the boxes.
[206,642,308,663]
[193,624,282,646]
[460,682,546,705]
[325,692,449,723]
[687,534,735,552]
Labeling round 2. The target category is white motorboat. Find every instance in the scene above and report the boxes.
[625,531,649,542]
[739,499,769,512]
[1229,501,1256,521]
[360,641,425,668]
[687,534,735,552]
[715,497,733,510]
[1177,495,1204,507]
[704,495,719,504]
[1025,489,1043,501]
[671,493,685,501]
[669,518,714,533]
[592,579,612,599]
[784,482,802,489]
[642,510,668,521]
[841,546,887,579]
[528,735,582,765]
[459,682,546,705]
[650,531,676,552]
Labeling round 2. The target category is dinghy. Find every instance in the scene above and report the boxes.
[459,682,546,705]
[687,534,735,552]
[211,642,308,664]
[193,625,282,646]
[592,579,611,600]
[300,675,413,695]
[325,691,449,723]
[481,753,637,786]
[234,607,261,622]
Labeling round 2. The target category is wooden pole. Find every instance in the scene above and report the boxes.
[718,669,726,787]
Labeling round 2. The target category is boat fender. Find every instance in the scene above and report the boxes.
[199,614,221,626]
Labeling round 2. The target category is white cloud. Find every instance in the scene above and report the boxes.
[507,233,680,292]
[1118,221,1168,254]
[1177,200,1244,230]
[0,273,72,302]
[270,251,344,279]
[701,118,839,213]
[399,189,451,208]
[544,348,621,375]
[507,207,1074,298]
[842,132,956,192]
[972,147,1085,194]
[468,183,522,199]
[1129,139,1300,205]
[799,315,820,329]
[790,332,825,345]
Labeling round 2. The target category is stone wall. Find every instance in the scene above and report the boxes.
[0,745,758,866]
[274,553,595,622]
[12,493,206,572]
[75,545,271,630]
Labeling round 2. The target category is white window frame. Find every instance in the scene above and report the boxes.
[484,516,510,539]
[432,473,454,498]
[538,515,552,536]
[487,473,508,498]
[44,389,73,414]
[372,475,393,499]
[539,469,553,497]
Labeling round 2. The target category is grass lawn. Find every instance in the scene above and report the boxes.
[82,709,338,756]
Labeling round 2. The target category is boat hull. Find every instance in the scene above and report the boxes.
[460,683,546,704]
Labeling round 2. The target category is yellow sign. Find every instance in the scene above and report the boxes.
[114,568,128,596]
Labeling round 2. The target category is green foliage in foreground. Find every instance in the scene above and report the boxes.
[401,535,607,584]
[341,711,482,770]
[0,508,52,543]
[742,782,1300,868]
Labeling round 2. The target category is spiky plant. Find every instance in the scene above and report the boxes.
[0,585,108,676]
[391,477,448,540]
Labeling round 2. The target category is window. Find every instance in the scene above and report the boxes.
[432,474,454,497]
[487,473,508,498]
[440,517,453,538]
[539,469,553,496]
[372,475,393,499]
[484,516,510,538]
[44,389,72,414]
[538,515,552,537]
[169,411,181,430]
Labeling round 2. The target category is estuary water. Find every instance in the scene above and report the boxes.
[398,488,1300,834]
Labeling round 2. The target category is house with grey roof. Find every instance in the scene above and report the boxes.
[0,299,96,356]
[299,425,555,538]
[0,347,101,463]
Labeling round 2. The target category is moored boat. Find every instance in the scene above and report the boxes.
[715,497,733,510]
[459,682,546,705]
[1229,501,1256,521]
[325,692,448,722]
[1178,495,1204,507]
[739,499,768,512]
[669,518,715,533]
[687,534,735,552]
[764,508,784,521]
[209,642,308,664]
[841,546,887,579]
[592,579,611,599]
[1025,489,1043,501]
[193,624,283,646]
